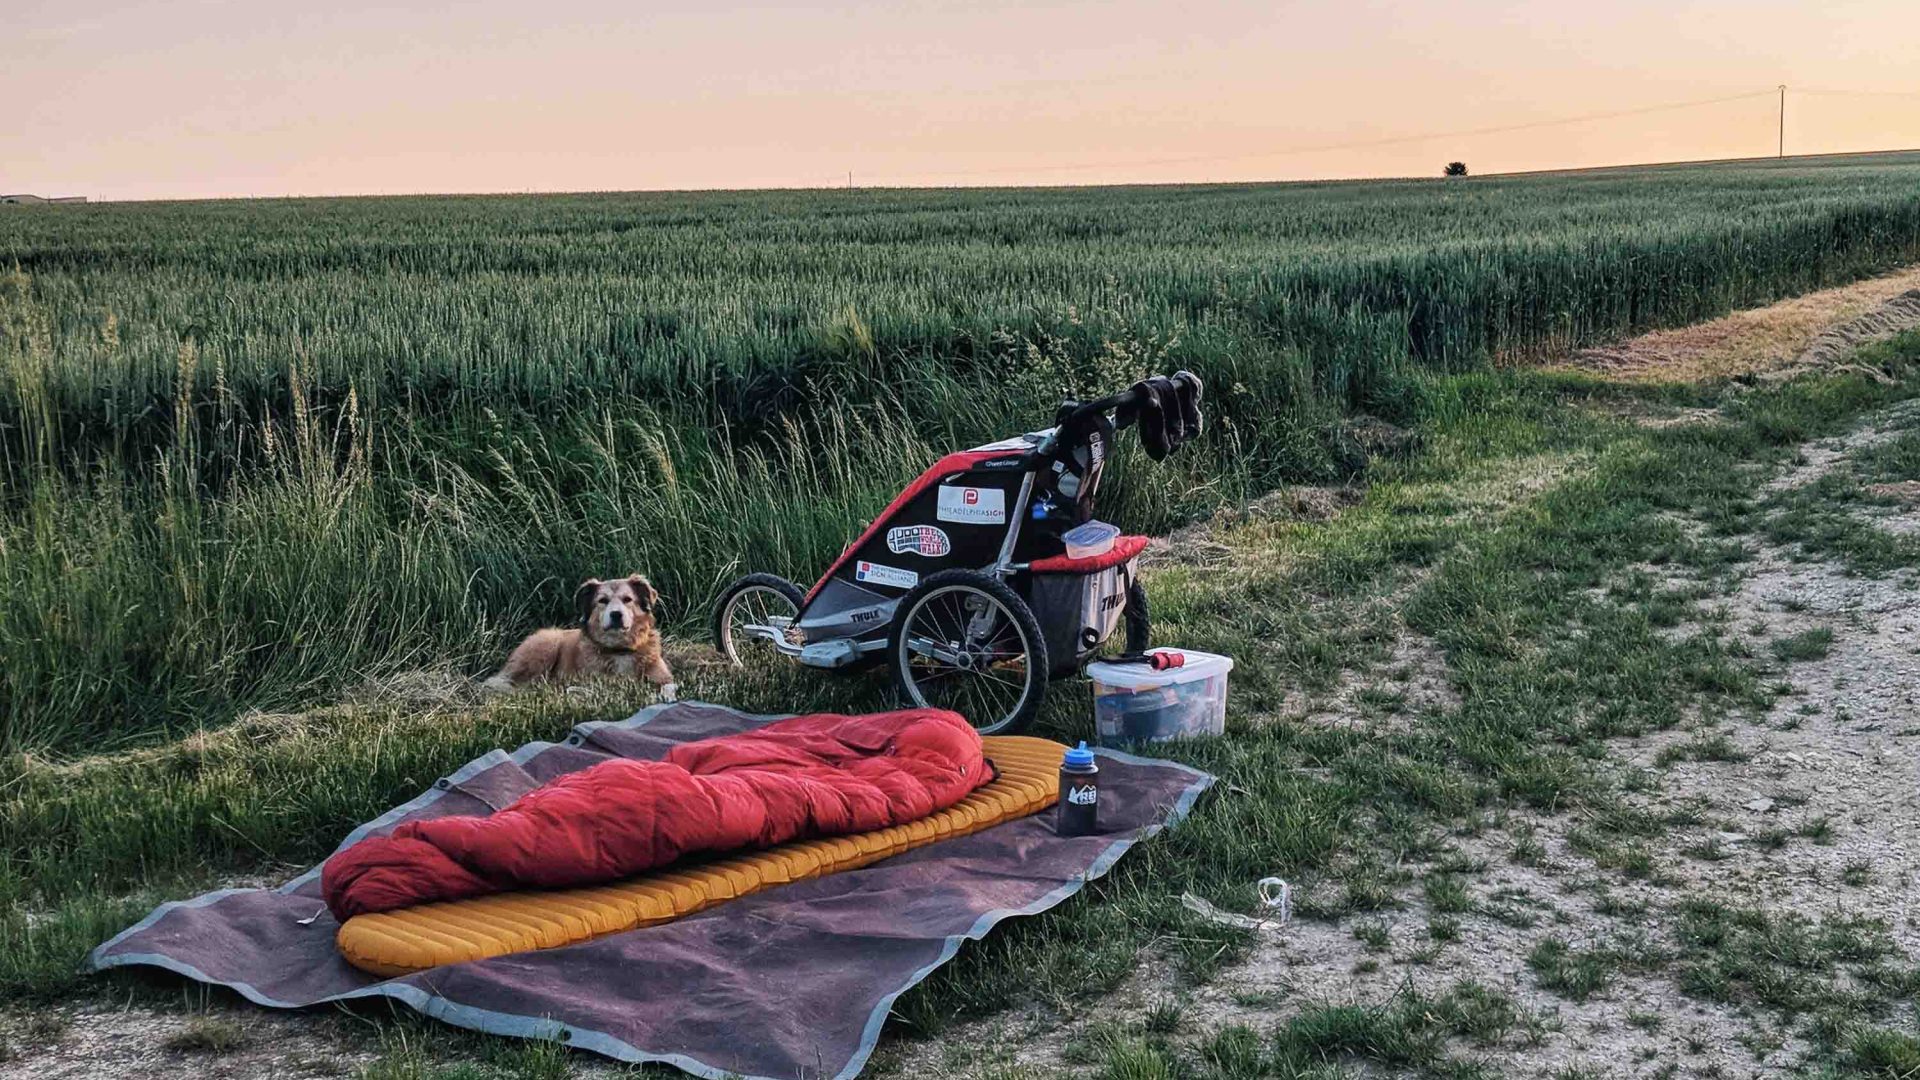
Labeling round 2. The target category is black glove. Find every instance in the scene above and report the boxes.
[1145,375,1183,448]
[1171,370,1204,439]
[1128,378,1171,460]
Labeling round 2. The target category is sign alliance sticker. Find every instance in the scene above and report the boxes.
[937,485,1007,525]
[855,560,919,590]
[887,525,952,557]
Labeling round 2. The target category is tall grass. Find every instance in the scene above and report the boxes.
[4,155,1920,751]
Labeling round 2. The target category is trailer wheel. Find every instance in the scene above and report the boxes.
[713,573,805,667]
[890,569,1048,736]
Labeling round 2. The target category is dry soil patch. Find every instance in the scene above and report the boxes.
[1563,266,1920,383]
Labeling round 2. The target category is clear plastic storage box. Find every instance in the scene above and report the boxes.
[1086,648,1233,745]
[1061,519,1119,559]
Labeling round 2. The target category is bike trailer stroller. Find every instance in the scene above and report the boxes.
[712,372,1204,734]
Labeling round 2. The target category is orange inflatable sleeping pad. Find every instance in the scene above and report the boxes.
[336,735,1067,977]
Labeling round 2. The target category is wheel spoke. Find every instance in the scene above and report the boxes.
[723,585,798,666]
[935,595,967,651]
[896,583,1034,732]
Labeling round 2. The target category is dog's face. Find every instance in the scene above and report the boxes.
[575,575,660,649]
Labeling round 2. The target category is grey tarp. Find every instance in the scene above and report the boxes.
[91,701,1214,1080]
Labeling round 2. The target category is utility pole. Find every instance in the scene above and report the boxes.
[1778,85,1787,157]
[848,170,853,191]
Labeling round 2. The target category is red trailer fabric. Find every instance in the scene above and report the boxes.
[805,449,1011,601]
[1026,534,1150,574]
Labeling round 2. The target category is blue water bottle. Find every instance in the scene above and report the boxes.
[1056,742,1099,836]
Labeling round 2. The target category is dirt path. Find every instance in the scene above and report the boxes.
[1169,407,1920,1079]
[0,1005,376,1080]
[1562,266,1920,384]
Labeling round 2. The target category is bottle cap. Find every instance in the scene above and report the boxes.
[1063,741,1096,769]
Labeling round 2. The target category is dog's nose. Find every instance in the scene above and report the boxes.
[607,610,625,628]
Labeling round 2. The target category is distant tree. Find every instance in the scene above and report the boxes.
[1444,162,1469,177]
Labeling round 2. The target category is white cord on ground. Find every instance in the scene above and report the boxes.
[1179,877,1292,932]
[1256,877,1292,925]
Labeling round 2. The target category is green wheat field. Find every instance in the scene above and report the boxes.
[3,153,1920,756]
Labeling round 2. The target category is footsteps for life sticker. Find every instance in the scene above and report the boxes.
[887,525,952,557]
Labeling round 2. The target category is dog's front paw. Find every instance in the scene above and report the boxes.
[659,682,679,703]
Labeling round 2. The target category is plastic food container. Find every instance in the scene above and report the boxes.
[1062,519,1119,559]
[1086,648,1233,745]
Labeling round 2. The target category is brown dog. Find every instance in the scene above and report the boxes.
[483,575,677,700]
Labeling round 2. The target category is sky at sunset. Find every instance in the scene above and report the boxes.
[6,0,1920,201]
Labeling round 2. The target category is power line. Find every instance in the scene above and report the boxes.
[866,88,1782,182]
[1799,87,1920,100]
[833,85,1918,189]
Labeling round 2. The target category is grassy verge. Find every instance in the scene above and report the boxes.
[1758,396,1920,574]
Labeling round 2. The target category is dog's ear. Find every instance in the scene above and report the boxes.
[574,579,602,623]
[628,574,660,613]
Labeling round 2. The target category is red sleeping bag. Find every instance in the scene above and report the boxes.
[322,708,992,920]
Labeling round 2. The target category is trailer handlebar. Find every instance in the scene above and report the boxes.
[1058,386,1145,432]
[1026,388,1139,463]
[1035,371,1203,465]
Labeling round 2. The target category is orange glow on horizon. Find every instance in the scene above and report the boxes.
[5,0,1919,201]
